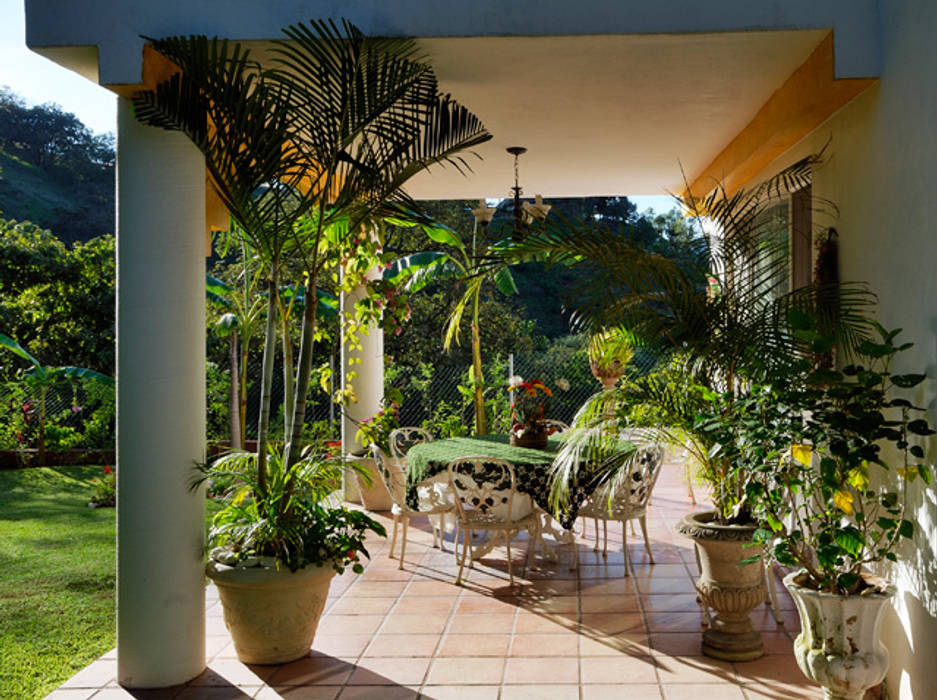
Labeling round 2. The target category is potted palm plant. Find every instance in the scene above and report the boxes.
[727,314,935,699]
[531,153,876,661]
[587,327,634,390]
[133,17,491,664]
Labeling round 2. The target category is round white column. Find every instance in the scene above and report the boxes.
[115,98,206,687]
[340,270,384,500]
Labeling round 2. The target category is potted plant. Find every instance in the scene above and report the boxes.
[351,398,402,511]
[196,446,384,664]
[507,378,554,449]
[587,327,634,390]
[734,315,935,699]
[133,15,491,667]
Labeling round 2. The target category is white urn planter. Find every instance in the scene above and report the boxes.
[206,558,335,664]
[676,510,765,661]
[784,571,895,700]
[348,454,394,512]
[590,361,625,390]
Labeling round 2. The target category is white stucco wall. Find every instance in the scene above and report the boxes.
[750,1,937,697]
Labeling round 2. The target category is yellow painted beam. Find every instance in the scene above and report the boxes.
[685,32,875,199]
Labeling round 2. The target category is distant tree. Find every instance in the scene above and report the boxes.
[0,217,114,379]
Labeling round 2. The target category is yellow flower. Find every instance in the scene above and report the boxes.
[833,489,854,515]
[791,444,812,466]
[897,465,918,480]
[848,464,870,490]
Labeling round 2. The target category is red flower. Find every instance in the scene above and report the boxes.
[103,465,112,475]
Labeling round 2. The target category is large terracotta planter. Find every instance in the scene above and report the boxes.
[676,510,765,661]
[206,560,335,664]
[784,571,894,700]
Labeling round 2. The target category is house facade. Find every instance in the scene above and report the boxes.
[24,1,937,697]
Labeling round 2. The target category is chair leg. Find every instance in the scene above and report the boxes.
[629,520,636,536]
[399,516,409,570]
[694,544,711,627]
[389,513,399,560]
[432,520,438,549]
[506,531,514,587]
[593,519,600,552]
[456,527,469,585]
[526,521,539,576]
[639,515,654,564]
[765,560,784,624]
[602,519,608,558]
[622,519,629,576]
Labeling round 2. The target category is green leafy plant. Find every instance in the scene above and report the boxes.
[354,397,402,454]
[0,333,113,465]
[699,315,935,593]
[195,446,385,572]
[587,327,634,379]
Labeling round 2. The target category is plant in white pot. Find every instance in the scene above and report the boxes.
[133,15,492,666]
[350,394,403,511]
[196,447,384,663]
[587,327,634,390]
[735,314,935,699]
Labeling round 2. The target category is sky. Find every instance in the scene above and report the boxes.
[0,0,116,135]
[0,0,674,212]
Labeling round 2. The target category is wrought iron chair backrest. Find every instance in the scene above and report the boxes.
[447,456,517,522]
[542,419,570,434]
[591,443,665,516]
[389,426,434,459]
[371,444,408,507]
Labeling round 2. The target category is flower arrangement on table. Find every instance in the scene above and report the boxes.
[508,378,555,448]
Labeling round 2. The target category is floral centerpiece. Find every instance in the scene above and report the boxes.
[508,378,554,449]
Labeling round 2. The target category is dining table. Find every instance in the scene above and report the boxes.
[404,433,636,561]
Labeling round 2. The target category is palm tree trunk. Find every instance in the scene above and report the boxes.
[471,290,487,435]
[228,330,242,449]
[281,301,295,445]
[256,271,279,496]
[283,277,318,470]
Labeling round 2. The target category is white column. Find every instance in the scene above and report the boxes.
[341,270,384,499]
[115,98,206,687]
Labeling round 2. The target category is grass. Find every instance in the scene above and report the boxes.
[0,465,116,699]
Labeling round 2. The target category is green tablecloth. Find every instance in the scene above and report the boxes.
[406,434,564,482]
[404,434,634,530]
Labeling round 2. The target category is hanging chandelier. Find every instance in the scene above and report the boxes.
[471,146,551,240]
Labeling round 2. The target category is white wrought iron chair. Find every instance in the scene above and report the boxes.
[389,426,434,458]
[577,443,664,576]
[447,456,541,587]
[371,444,454,570]
[542,418,570,434]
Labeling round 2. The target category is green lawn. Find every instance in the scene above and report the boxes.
[0,466,116,699]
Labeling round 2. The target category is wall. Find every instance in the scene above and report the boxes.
[750,1,937,697]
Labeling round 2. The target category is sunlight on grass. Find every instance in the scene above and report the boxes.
[0,466,115,699]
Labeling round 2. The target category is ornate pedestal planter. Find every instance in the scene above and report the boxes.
[784,572,894,700]
[590,361,624,391]
[677,511,765,661]
[206,559,335,664]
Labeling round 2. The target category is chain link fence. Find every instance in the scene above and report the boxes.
[1,343,655,451]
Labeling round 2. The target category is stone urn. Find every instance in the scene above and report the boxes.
[784,571,894,700]
[676,510,765,661]
[206,558,335,664]
[590,361,624,390]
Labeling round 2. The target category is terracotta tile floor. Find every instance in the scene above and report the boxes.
[50,461,830,700]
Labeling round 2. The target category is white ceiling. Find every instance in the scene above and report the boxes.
[399,29,828,199]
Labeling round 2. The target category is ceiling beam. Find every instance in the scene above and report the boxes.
[684,32,875,199]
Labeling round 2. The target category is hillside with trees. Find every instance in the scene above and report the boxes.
[0,88,114,244]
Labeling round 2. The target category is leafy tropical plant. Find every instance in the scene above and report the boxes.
[134,18,490,566]
[384,212,517,434]
[195,445,385,572]
[532,154,876,521]
[0,333,113,465]
[704,315,936,594]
